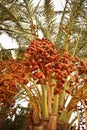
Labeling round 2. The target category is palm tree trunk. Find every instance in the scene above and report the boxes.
[47,115,57,130]
[0,119,4,129]
[57,122,68,130]
[34,125,44,130]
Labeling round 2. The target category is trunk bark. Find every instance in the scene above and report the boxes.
[0,119,4,129]
[47,115,57,130]
[34,125,44,130]
[57,122,68,130]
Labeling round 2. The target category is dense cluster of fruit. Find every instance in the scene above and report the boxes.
[24,38,87,94]
[0,38,87,107]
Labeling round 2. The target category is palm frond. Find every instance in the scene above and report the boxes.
[35,0,58,41]
[0,0,87,57]
[55,0,87,57]
[0,0,38,45]
[67,83,87,111]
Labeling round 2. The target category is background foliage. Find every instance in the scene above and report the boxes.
[0,0,87,59]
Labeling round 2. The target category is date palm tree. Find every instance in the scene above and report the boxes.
[0,0,87,130]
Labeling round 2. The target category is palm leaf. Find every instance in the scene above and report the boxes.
[67,83,87,111]
[55,0,87,58]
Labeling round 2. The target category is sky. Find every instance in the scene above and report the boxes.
[0,0,65,49]
[0,33,18,49]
